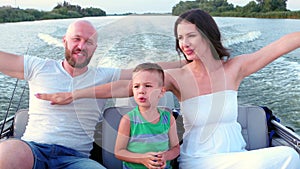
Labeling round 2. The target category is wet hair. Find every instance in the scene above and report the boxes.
[174,9,230,62]
[133,62,165,86]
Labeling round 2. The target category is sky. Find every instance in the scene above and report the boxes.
[1,0,300,14]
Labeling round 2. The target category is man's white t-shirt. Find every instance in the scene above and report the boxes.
[22,55,121,156]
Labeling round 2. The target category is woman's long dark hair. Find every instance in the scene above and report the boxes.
[174,9,230,62]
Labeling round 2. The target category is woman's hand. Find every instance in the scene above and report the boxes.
[35,92,73,105]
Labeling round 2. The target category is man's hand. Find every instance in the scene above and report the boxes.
[35,92,73,105]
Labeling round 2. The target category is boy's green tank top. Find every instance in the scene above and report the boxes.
[123,106,172,169]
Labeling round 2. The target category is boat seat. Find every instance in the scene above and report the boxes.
[13,109,29,139]
[237,105,269,150]
[101,105,270,168]
[101,107,133,168]
[12,105,269,167]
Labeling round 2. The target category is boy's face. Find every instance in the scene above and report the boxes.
[132,70,165,108]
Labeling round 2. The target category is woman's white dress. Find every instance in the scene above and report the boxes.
[178,90,299,169]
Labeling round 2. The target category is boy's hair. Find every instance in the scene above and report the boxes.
[133,62,165,86]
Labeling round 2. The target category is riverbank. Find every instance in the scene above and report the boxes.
[1,7,300,24]
[212,10,300,19]
[0,3,106,23]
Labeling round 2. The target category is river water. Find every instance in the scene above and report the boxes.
[0,15,299,134]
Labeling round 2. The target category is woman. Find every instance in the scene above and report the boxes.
[37,9,300,168]
[163,9,300,168]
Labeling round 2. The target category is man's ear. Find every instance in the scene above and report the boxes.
[62,36,67,48]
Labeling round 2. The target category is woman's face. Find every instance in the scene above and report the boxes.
[177,21,209,61]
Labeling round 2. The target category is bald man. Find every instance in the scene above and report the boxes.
[0,20,116,169]
[0,19,185,168]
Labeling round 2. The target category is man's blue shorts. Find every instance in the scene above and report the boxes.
[25,141,105,169]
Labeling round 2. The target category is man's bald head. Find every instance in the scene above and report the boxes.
[65,20,98,41]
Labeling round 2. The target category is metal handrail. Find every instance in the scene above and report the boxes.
[0,115,14,139]
[271,119,300,153]
[0,79,19,136]
[0,79,28,140]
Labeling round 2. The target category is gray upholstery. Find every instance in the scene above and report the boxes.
[13,109,29,138]
[101,107,132,168]
[12,105,269,167]
[101,105,270,168]
[237,106,269,150]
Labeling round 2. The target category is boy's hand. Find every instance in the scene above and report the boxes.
[141,152,164,169]
[156,152,167,168]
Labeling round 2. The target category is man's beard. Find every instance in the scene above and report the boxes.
[65,47,92,69]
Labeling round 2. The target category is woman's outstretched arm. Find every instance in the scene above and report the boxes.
[237,32,300,78]
[35,80,132,105]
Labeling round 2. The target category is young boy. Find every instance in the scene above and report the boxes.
[114,63,180,169]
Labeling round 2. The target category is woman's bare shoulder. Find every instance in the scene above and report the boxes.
[165,65,188,74]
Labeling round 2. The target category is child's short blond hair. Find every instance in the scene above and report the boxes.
[133,62,164,86]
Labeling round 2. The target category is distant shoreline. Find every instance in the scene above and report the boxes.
[1,9,300,24]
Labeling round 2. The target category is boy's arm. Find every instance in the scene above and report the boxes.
[115,115,163,168]
[162,115,180,161]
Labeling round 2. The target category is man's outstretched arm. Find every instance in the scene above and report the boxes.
[0,51,24,79]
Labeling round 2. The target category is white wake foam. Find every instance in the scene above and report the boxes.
[223,31,261,47]
[38,33,63,47]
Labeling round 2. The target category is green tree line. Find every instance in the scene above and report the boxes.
[0,1,106,23]
[172,0,300,19]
